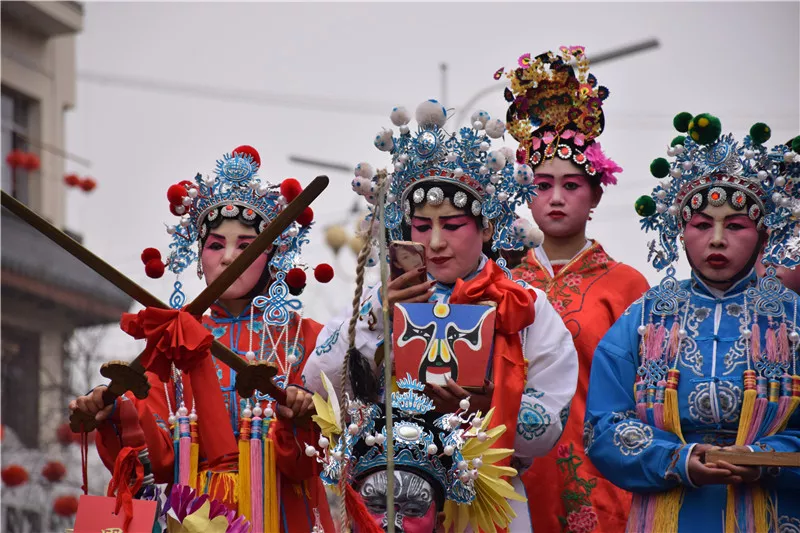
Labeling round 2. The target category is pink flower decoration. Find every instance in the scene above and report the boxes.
[566,505,598,533]
[552,300,566,314]
[561,130,575,140]
[557,444,571,458]
[518,53,532,68]
[584,142,622,186]
[570,46,586,55]
[531,137,543,150]
[574,133,586,147]
[565,273,582,287]
[542,132,556,145]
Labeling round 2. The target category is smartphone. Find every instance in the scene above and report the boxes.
[389,241,427,286]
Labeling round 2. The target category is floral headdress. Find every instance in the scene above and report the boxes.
[634,112,800,270]
[307,373,524,532]
[499,46,621,186]
[352,99,544,253]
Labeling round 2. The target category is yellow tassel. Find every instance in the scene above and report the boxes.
[188,443,199,489]
[752,486,769,533]
[663,387,686,444]
[264,436,279,533]
[725,486,737,533]
[652,487,684,533]
[735,388,756,446]
[238,439,251,522]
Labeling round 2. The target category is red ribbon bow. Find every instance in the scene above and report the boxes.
[450,260,537,461]
[120,307,213,382]
[107,446,144,532]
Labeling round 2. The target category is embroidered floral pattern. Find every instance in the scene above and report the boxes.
[513,243,613,311]
[613,421,653,456]
[664,447,683,483]
[687,381,742,424]
[315,325,341,356]
[583,420,595,452]
[560,402,571,427]
[556,443,598,533]
[525,386,545,399]
[518,396,551,439]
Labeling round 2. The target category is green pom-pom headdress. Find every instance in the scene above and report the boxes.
[634,112,800,270]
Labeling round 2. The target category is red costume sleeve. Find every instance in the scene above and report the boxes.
[95,371,175,484]
[270,318,324,482]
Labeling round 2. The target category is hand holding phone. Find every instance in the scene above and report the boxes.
[389,241,427,287]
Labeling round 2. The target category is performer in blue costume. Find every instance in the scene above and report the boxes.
[585,114,800,533]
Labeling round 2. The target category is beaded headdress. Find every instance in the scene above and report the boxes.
[634,113,800,270]
[139,146,326,295]
[352,99,544,252]
[499,46,621,186]
[307,373,523,532]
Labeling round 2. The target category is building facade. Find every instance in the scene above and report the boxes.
[1,3,132,530]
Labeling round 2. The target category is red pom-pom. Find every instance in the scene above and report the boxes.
[296,207,314,226]
[64,174,81,187]
[5,149,25,169]
[314,263,334,283]
[145,259,165,279]
[53,495,79,517]
[21,152,40,171]
[2,465,29,487]
[169,203,186,216]
[41,461,67,483]
[280,178,303,202]
[285,268,307,289]
[79,177,97,192]
[178,179,195,189]
[232,145,261,168]
[167,184,187,205]
[140,247,162,265]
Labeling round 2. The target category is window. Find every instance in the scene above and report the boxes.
[1,87,31,203]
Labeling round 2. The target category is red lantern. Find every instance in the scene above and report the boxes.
[1,465,29,487]
[64,174,81,187]
[56,422,74,446]
[41,461,67,483]
[21,152,40,171]
[53,495,79,517]
[79,177,97,192]
[5,149,25,169]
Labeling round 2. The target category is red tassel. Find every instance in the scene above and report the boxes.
[344,483,383,533]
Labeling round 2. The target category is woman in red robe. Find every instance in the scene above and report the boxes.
[69,146,334,532]
[503,48,650,533]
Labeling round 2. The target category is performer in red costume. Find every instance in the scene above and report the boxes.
[503,47,650,533]
[69,146,334,532]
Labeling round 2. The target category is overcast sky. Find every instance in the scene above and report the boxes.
[64,1,800,357]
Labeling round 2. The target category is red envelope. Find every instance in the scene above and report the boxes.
[73,494,157,533]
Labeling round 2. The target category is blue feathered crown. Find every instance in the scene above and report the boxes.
[352,99,544,252]
[161,146,311,276]
[635,113,800,270]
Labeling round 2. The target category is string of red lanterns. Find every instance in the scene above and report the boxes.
[6,149,97,193]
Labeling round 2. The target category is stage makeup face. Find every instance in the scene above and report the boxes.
[683,203,761,288]
[358,470,438,533]
[200,218,270,299]
[411,199,491,285]
[530,157,601,239]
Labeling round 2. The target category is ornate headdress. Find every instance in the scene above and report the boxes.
[307,373,524,532]
[499,46,621,186]
[352,99,544,252]
[634,113,800,270]
[140,145,328,292]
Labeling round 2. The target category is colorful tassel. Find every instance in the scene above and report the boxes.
[666,320,681,362]
[189,417,199,490]
[238,417,252,522]
[250,416,264,533]
[777,322,790,363]
[264,432,279,533]
[652,488,684,533]
[664,369,685,444]
[344,483,383,533]
[751,322,761,361]
[178,409,191,486]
